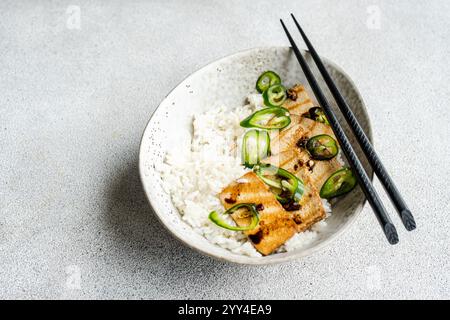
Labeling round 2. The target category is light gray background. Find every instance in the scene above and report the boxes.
[0,0,449,299]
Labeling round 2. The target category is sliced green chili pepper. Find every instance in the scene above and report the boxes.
[306,134,339,160]
[240,107,291,130]
[256,71,281,93]
[241,130,270,168]
[309,107,330,125]
[262,84,287,107]
[254,164,304,204]
[257,130,270,161]
[242,130,258,168]
[209,203,259,231]
[320,167,357,199]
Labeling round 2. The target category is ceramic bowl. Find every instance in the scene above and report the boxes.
[139,47,373,264]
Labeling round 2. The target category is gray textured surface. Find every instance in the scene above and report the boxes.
[0,0,449,299]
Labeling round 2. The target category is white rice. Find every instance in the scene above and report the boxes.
[157,95,337,257]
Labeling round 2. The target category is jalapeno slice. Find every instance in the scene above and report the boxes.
[241,129,270,168]
[306,134,339,160]
[256,71,281,93]
[257,130,270,162]
[320,168,357,199]
[209,203,259,231]
[309,107,330,125]
[240,107,291,130]
[254,164,304,203]
[262,84,287,107]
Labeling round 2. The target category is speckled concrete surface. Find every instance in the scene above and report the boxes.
[0,0,449,299]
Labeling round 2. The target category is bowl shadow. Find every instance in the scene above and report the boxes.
[102,154,247,293]
[104,156,200,258]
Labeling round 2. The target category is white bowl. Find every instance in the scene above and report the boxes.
[139,47,373,264]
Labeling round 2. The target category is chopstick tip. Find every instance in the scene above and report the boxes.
[385,223,399,245]
[401,209,416,231]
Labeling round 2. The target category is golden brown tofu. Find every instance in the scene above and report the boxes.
[269,105,343,191]
[284,85,315,116]
[296,150,343,192]
[265,144,342,193]
[296,117,337,142]
[272,84,337,155]
[219,172,297,255]
[294,175,327,232]
[269,121,306,155]
[271,114,336,150]
[262,151,326,232]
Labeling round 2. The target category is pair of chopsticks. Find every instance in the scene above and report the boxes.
[280,14,416,244]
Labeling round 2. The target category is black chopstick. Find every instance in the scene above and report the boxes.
[280,19,399,245]
[289,14,416,231]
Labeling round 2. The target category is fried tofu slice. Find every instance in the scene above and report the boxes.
[294,174,327,232]
[282,84,335,138]
[297,150,343,192]
[284,85,315,116]
[219,172,297,255]
[266,84,336,155]
[270,116,335,154]
[255,85,338,191]
[270,115,336,153]
[262,151,326,232]
[269,120,306,154]
[281,117,343,190]
[265,146,342,194]
[296,116,336,138]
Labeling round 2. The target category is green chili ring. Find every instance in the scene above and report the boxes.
[320,167,357,199]
[262,84,287,107]
[306,134,339,160]
[242,130,271,168]
[209,203,260,231]
[254,164,304,203]
[240,107,291,130]
[308,107,330,125]
[256,71,281,93]
[257,130,271,162]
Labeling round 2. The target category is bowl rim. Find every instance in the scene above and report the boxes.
[138,46,373,265]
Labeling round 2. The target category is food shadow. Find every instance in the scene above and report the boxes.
[104,157,250,285]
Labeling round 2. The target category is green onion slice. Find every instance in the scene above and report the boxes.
[262,84,287,107]
[209,203,260,231]
[254,164,304,204]
[306,134,339,160]
[256,71,281,93]
[240,107,291,130]
[242,130,270,168]
[320,167,357,199]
